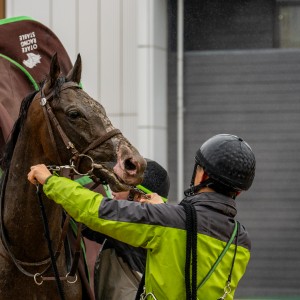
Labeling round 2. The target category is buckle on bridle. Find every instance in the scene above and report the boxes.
[47,154,95,176]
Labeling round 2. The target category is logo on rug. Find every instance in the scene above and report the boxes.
[23,53,42,69]
[19,31,41,68]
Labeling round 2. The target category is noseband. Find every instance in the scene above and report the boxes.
[39,81,121,175]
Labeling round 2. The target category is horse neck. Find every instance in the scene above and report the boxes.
[2,133,63,261]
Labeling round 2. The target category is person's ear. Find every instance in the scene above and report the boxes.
[195,166,209,185]
[201,171,209,182]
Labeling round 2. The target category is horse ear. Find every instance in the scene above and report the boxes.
[43,53,61,95]
[66,54,82,84]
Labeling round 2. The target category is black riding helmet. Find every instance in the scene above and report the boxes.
[185,134,256,197]
[136,159,170,201]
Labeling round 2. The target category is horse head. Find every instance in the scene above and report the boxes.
[27,53,146,191]
[0,53,149,300]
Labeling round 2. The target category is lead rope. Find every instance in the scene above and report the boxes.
[36,183,65,300]
[137,203,239,300]
[181,199,240,300]
[137,201,198,300]
[181,200,198,300]
[217,222,240,300]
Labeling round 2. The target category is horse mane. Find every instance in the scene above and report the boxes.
[0,90,38,171]
[0,77,66,171]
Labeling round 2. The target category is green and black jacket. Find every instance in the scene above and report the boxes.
[44,175,251,300]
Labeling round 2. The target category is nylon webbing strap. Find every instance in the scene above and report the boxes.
[197,220,238,289]
[69,222,83,276]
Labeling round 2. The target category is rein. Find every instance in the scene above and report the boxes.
[34,81,120,289]
[32,81,120,288]
[35,183,65,300]
[0,169,78,281]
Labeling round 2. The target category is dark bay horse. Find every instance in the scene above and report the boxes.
[0,53,146,300]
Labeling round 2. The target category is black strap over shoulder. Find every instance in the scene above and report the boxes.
[135,273,145,300]
[181,199,239,299]
[135,199,239,300]
[180,200,198,300]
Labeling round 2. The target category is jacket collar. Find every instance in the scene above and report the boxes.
[181,192,237,217]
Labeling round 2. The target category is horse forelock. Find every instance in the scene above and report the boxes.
[41,76,66,101]
[54,77,66,99]
[1,90,38,171]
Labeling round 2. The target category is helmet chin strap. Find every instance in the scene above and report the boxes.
[184,179,212,197]
[184,162,213,196]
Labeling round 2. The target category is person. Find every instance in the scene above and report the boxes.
[82,159,170,300]
[28,134,256,300]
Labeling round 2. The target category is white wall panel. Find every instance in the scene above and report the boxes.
[153,48,167,128]
[137,47,152,127]
[99,0,121,114]
[6,0,51,26]
[152,128,167,166]
[138,46,167,129]
[152,0,167,49]
[138,128,166,165]
[122,115,138,146]
[123,0,137,114]
[52,0,77,61]
[137,0,150,46]
[78,0,98,99]
[138,128,152,159]
[137,0,167,168]
[5,1,12,16]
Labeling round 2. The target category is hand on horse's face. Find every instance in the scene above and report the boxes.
[28,164,52,185]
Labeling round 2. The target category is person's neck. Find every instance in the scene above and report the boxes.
[197,186,215,193]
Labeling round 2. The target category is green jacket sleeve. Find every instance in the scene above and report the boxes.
[43,175,103,231]
[43,175,162,250]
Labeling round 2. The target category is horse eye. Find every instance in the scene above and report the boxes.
[68,110,81,119]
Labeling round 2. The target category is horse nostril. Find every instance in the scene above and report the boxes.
[124,158,137,171]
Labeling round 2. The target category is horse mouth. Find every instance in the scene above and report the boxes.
[92,162,134,192]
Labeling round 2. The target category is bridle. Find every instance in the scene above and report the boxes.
[0,81,121,296]
[39,81,121,173]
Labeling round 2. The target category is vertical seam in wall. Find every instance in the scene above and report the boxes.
[75,0,79,56]
[120,0,124,126]
[148,0,152,144]
[49,0,53,28]
[97,0,101,101]
[10,0,14,17]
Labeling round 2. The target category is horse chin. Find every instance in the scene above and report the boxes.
[93,166,132,192]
